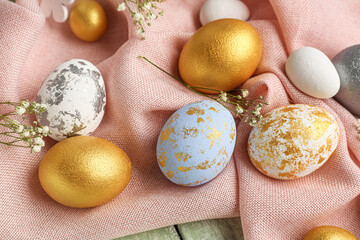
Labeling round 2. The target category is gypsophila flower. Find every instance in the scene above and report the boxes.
[21,100,30,108]
[34,137,45,147]
[0,100,51,152]
[139,56,270,126]
[218,92,228,102]
[241,89,249,98]
[15,106,26,115]
[143,2,151,10]
[42,126,50,135]
[15,125,24,133]
[133,12,144,22]
[32,145,42,153]
[249,118,257,127]
[117,3,126,11]
[117,0,164,39]
[235,105,244,114]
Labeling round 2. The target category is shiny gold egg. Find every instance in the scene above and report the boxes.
[178,19,262,94]
[303,226,357,240]
[39,136,132,208]
[69,0,107,42]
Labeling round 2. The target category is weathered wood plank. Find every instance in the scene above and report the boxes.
[176,217,244,240]
[115,226,181,240]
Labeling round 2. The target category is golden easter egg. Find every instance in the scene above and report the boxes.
[303,226,357,240]
[178,19,262,94]
[248,104,340,180]
[39,136,132,208]
[69,0,107,42]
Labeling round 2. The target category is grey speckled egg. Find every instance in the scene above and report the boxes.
[36,59,106,141]
[333,45,360,116]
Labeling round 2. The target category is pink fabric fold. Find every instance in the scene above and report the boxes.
[0,0,359,239]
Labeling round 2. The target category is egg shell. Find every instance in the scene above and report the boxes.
[286,47,340,99]
[248,104,340,180]
[178,19,262,94]
[332,44,360,116]
[156,100,236,186]
[36,59,106,141]
[303,226,357,240]
[199,0,250,26]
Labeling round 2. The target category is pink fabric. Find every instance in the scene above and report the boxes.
[0,0,359,239]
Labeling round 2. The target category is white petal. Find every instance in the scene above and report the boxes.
[53,4,68,23]
[60,0,75,5]
[40,0,53,17]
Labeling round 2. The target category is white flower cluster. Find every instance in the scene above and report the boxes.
[217,90,268,126]
[117,0,164,39]
[0,100,51,153]
[15,100,47,115]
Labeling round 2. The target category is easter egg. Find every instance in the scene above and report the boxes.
[178,19,262,94]
[332,44,360,116]
[303,226,357,240]
[39,136,132,208]
[156,100,236,186]
[36,59,106,141]
[286,47,340,99]
[248,104,340,180]
[69,0,107,42]
[199,0,250,26]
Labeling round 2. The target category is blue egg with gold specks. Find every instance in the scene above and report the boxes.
[156,100,236,186]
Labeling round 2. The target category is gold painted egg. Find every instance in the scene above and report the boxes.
[303,226,357,240]
[39,136,132,208]
[178,19,262,94]
[248,104,340,180]
[69,0,108,42]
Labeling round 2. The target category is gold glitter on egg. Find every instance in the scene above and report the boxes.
[247,104,340,180]
[303,226,357,240]
[179,19,262,94]
[38,136,132,208]
[69,0,108,42]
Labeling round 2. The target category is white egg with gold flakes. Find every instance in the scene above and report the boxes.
[156,100,236,186]
[247,104,340,180]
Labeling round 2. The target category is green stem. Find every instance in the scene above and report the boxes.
[138,56,236,114]
[124,0,135,14]
[0,141,29,148]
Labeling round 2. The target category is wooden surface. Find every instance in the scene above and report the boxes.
[116,217,244,240]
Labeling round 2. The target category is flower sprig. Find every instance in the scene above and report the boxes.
[357,119,360,140]
[117,0,164,39]
[138,56,269,126]
[0,100,51,153]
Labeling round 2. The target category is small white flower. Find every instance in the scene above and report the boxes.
[15,125,24,133]
[133,13,144,22]
[249,118,257,126]
[15,106,26,115]
[117,3,126,11]
[146,12,156,20]
[21,100,30,109]
[32,145,42,153]
[21,131,30,138]
[142,2,151,10]
[136,27,145,38]
[218,92,228,102]
[34,137,45,147]
[235,105,244,114]
[42,126,50,134]
[241,89,249,98]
